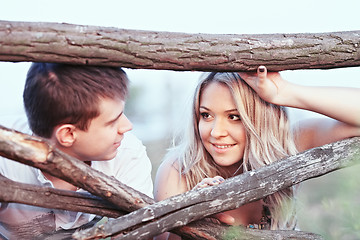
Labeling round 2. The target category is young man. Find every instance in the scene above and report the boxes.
[0,63,153,239]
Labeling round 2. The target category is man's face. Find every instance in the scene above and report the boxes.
[70,97,132,162]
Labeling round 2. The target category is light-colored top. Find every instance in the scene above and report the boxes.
[0,132,153,239]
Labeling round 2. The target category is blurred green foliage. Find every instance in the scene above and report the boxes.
[298,163,360,240]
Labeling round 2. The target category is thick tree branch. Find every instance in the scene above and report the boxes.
[74,137,360,239]
[174,220,323,240]
[1,127,358,239]
[48,221,324,240]
[0,125,155,212]
[0,20,360,72]
[0,173,126,218]
[1,20,358,240]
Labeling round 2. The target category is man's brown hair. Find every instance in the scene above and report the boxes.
[23,63,129,138]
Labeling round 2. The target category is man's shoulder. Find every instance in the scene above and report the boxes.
[118,132,144,150]
[93,132,149,169]
[0,156,38,181]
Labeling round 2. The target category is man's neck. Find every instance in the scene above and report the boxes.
[42,171,78,191]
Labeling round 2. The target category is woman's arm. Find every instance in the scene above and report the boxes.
[153,159,187,240]
[239,66,360,151]
[154,159,187,202]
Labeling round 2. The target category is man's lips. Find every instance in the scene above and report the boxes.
[114,139,123,147]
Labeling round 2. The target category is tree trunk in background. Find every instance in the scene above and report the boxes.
[0,20,360,72]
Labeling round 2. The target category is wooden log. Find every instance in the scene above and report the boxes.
[0,125,155,212]
[0,20,360,72]
[1,125,359,239]
[46,220,325,240]
[73,137,360,239]
[0,173,126,218]
[174,220,324,240]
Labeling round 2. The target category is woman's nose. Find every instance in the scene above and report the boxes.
[210,119,227,138]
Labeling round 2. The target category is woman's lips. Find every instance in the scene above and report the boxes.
[211,143,236,153]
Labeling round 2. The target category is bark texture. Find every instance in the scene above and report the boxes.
[0,20,360,72]
[1,21,359,238]
[2,126,358,239]
[0,125,154,213]
[74,137,360,239]
[175,220,324,240]
[0,173,126,218]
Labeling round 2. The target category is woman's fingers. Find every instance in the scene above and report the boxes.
[238,71,256,85]
[213,176,225,183]
[239,65,285,104]
[239,65,268,87]
[194,176,225,189]
[214,212,235,225]
[257,65,267,84]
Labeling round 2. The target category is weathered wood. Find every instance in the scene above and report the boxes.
[1,20,358,240]
[0,125,155,212]
[174,220,324,240]
[0,20,360,72]
[73,137,360,239]
[34,217,102,240]
[0,124,226,239]
[1,126,358,239]
[0,173,126,218]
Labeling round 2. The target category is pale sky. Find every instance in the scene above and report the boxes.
[1,0,360,139]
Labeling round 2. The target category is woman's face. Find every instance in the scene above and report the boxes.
[198,82,247,174]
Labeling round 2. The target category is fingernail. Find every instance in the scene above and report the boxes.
[219,177,225,182]
[259,67,265,72]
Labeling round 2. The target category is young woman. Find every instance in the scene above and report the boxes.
[154,66,360,239]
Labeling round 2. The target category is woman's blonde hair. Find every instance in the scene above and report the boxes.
[164,72,298,230]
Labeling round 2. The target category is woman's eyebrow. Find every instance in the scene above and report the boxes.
[225,109,239,113]
[199,106,210,110]
[200,106,238,113]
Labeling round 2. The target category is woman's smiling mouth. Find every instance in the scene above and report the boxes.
[214,144,234,148]
[211,143,236,152]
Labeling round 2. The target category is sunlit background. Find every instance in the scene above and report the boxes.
[1,0,360,238]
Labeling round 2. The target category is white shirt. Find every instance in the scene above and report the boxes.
[0,132,153,239]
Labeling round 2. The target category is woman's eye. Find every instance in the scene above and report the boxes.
[229,114,241,121]
[200,112,211,119]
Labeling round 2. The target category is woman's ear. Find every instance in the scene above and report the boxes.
[54,124,77,147]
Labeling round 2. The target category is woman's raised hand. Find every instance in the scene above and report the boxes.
[239,66,288,105]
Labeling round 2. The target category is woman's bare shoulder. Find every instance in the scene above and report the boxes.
[154,158,187,201]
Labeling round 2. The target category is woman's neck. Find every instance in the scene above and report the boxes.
[219,161,243,178]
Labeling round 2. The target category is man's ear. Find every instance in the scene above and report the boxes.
[54,124,77,147]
